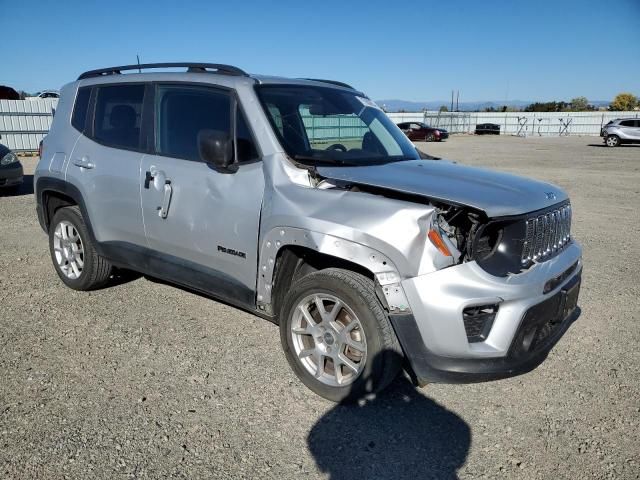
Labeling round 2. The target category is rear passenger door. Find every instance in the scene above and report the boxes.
[66,83,148,248]
[139,84,264,306]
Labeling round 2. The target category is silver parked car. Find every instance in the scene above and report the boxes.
[35,63,582,402]
[601,117,640,147]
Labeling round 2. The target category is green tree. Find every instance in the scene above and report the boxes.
[609,93,639,111]
[438,105,449,112]
[570,96,589,111]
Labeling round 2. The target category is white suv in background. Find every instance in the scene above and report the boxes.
[601,118,640,147]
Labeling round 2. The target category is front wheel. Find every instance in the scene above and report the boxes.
[280,268,402,402]
[426,133,436,142]
[605,135,620,147]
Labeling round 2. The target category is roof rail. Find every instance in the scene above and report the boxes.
[302,78,355,90]
[78,63,249,80]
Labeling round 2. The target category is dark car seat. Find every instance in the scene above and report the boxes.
[108,105,139,148]
[362,131,386,156]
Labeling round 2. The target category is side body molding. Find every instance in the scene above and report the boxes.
[256,227,411,314]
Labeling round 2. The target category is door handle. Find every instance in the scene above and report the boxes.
[73,156,95,169]
[144,166,166,191]
[158,181,172,219]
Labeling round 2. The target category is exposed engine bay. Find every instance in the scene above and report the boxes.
[312,173,554,278]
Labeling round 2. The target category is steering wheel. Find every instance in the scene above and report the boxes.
[326,143,348,152]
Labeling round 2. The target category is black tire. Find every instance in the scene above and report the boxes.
[49,206,112,290]
[426,133,435,142]
[280,268,402,402]
[605,135,620,147]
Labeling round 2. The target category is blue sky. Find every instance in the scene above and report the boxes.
[2,0,639,102]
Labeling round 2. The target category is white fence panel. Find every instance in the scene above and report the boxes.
[0,99,58,151]
[387,110,640,136]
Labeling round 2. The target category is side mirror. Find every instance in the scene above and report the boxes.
[198,129,233,169]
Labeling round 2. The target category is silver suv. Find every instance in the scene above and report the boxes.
[601,117,640,147]
[35,63,582,402]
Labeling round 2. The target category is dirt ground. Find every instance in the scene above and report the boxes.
[1,136,638,479]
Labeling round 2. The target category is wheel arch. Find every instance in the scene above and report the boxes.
[258,227,412,321]
[36,178,99,247]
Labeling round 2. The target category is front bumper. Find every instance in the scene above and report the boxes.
[393,241,582,384]
[0,162,24,187]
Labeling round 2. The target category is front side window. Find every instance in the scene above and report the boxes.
[156,85,230,162]
[256,85,419,166]
[620,120,634,127]
[94,84,145,150]
[155,85,259,164]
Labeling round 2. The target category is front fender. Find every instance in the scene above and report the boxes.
[256,227,411,313]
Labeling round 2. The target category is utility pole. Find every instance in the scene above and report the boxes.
[136,54,141,73]
[456,90,459,111]
[451,90,454,112]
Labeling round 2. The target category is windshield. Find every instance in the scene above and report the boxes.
[256,85,420,166]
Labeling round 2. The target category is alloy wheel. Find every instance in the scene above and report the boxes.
[290,293,367,387]
[52,220,85,279]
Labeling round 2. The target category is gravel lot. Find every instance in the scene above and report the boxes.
[1,136,639,479]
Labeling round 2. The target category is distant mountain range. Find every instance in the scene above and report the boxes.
[376,99,611,112]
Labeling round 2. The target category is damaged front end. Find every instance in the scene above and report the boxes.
[310,169,573,279]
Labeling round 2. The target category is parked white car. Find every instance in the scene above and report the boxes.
[601,118,640,147]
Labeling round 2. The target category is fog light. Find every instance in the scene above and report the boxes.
[463,304,499,343]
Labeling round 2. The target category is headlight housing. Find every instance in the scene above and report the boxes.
[1,151,19,166]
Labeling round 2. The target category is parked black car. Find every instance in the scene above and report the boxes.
[0,141,23,192]
[475,123,501,135]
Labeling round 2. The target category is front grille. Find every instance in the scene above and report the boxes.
[521,203,572,265]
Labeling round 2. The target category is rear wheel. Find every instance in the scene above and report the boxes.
[280,268,402,402]
[605,135,620,147]
[49,206,112,290]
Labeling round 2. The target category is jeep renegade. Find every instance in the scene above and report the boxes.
[35,63,582,402]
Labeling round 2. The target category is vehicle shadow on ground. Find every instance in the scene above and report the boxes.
[0,174,34,196]
[307,353,470,480]
[108,267,143,287]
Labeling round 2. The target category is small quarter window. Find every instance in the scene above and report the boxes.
[236,108,259,163]
[71,87,91,133]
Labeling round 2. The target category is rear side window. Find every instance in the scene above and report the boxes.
[156,85,230,162]
[94,84,145,150]
[71,87,91,133]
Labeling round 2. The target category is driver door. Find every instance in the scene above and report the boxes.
[140,84,264,306]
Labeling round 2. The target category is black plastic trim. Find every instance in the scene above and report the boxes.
[98,241,256,311]
[78,63,248,80]
[35,177,99,245]
[300,78,356,90]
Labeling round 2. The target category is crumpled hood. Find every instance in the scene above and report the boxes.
[316,159,568,217]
